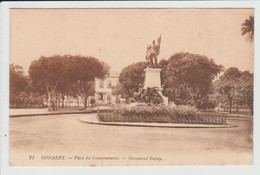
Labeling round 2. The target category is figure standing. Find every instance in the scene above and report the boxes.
[146,44,153,65]
[145,34,161,67]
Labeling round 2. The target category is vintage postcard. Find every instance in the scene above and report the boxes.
[1,1,260,175]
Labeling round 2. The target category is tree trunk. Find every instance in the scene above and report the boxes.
[229,98,232,113]
[85,97,87,108]
[61,95,65,109]
[55,95,57,111]
[51,91,57,111]
[81,94,88,108]
[47,92,51,111]
[58,92,61,110]
[52,100,54,111]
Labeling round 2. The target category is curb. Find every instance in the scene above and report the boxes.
[79,115,237,129]
[9,110,97,118]
[226,117,253,121]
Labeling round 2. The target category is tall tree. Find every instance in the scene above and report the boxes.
[29,55,66,110]
[238,71,254,114]
[66,55,109,108]
[29,55,109,110]
[9,64,28,106]
[241,15,254,42]
[161,52,223,106]
[215,67,242,113]
[10,64,28,94]
[117,62,147,100]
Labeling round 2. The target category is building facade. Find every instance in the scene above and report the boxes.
[95,71,119,104]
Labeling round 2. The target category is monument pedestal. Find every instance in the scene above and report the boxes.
[144,68,162,89]
[144,68,168,104]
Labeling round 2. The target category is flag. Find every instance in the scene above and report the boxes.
[157,34,161,44]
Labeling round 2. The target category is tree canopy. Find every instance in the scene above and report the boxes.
[10,64,45,108]
[161,52,223,107]
[241,15,254,42]
[29,55,109,110]
[115,52,223,108]
[239,71,254,114]
[215,67,253,114]
[10,64,28,95]
[117,62,147,100]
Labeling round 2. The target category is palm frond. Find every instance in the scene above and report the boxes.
[241,15,254,41]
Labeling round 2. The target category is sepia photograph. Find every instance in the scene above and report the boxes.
[7,7,254,167]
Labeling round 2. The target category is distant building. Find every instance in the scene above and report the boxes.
[95,71,119,104]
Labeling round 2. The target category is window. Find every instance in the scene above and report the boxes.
[99,79,104,88]
[107,79,112,89]
[99,93,104,100]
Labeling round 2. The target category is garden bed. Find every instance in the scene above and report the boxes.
[97,104,226,125]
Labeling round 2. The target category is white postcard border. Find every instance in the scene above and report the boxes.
[1,1,260,175]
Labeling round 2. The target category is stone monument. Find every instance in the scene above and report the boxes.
[144,35,168,104]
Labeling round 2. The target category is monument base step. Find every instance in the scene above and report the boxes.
[157,91,168,105]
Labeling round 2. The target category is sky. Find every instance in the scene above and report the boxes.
[10,9,254,75]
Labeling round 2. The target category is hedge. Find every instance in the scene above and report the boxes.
[97,104,226,125]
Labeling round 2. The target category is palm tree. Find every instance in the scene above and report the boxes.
[241,16,254,42]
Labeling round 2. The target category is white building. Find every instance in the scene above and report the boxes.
[95,71,119,104]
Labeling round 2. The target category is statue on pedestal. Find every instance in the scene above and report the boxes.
[145,35,161,67]
[140,34,169,104]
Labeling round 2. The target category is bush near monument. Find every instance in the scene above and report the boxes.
[134,87,163,104]
[116,62,147,101]
[97,104,226,125]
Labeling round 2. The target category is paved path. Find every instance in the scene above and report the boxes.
[9,108,50,115]
[9,108,96,117]
[80,114,237,128]
[9,113,253,166]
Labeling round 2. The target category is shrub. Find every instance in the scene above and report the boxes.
[97,104,226,124]
[9,92,47,108]
[129,98,136,103]
[135,87,163,104]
